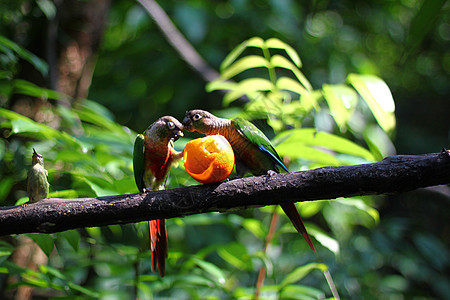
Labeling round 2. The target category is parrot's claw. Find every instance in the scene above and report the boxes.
[267,170,277,177]
[21,201,30,207]
[142,187,152,193]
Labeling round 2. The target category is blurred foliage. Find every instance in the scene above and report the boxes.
[0,0,449,299]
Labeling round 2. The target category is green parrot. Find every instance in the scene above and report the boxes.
[183,110,315,252]
[133,116,184,277]
[26,148,49,205]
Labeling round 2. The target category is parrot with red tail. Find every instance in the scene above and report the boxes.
[182,109,315,252]
[133,116,183,277]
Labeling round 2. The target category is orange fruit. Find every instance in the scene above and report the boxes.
[183,135,235,184]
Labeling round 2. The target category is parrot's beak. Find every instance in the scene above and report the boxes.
[171,129,183,141]
[182,117,192,130]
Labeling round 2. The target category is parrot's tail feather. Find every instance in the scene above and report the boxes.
[149,219,168,277]
[280,203,316,252]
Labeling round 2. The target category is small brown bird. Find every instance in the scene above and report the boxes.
[26,148,49,205]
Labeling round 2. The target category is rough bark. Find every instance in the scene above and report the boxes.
[1,151,449,236]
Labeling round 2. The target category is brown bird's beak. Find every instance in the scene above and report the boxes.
[171,129,183,141]
[182,116,192,131]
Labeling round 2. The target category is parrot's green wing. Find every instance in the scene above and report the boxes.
[232,118,289,172]
[133,134,146,192]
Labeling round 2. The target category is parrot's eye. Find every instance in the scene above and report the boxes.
[192,113,202,121]
[167,121,175,130]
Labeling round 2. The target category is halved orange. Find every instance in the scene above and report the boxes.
[183,135,235,184]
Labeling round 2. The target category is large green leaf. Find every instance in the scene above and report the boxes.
[191,257,226,286]
[220,37,264,71]
[274,128,375,162]
[322,84,358,130]
[347,74,396,133]
[265,38,302,67]
[0,36,48,76]
[280,263,327,288]
[217,242,252,271]
[270,55,312,91]
[221,55,268,79]
[27,233,54,258]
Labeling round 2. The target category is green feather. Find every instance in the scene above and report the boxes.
[232,118,288,172]
[133,133,145,192]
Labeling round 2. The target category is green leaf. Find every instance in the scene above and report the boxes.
[36,0,57,19]
[67,281,100,297]
[265,38,302,67]
[364,124,396,160]
[270,55,312,91]
[221,55,268,79]
[242,218,266,239]
[0,108,82,148]
[308,226,340,254]
[280,284,325,300]
[276,143,339,166]
[0,36,48,76]
[217,242,252,270]
[59,230,80,251]
[221,38,259,71]
[404,0,447,59]
[48,189,78,198]
[27,233,54,258]
[12,79,68,102]
[275,128,375,162]
[347,73,396,133]
[276,77,309,97]
[191,257,226,286]
[336,198,379,224]
[0,177,14,202]
[322,84,358,130]
[280,263,327,288]
[206,80,238,93]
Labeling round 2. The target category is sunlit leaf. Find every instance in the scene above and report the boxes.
[221,55,268,79]
[13,79,68,102]
[265,38,302,67]
[270,55,312,91]
[191,257,226,286]
[308,226,340,254]
[347,73,396,133]
[275,128,375,162]
[276,77,309,96]
[48,189,78,198]
[0,36,48,76]
[206,80,238,93]
[364,124,396,160]
[280,284,325,300]
[336,198,379,224]
[322,84,358,130]
[67,281,100,297]
[217,242,252,270]
[242,218,266,239]
[276,144,339,166]
[280,263,327,288]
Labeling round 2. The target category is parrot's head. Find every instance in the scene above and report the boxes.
[183,109,219,134]
[32,148,45,166]
[147,116,184,143]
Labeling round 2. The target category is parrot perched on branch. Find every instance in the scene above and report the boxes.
[183,110,315,252]
[133,116,184,277]
[26,148,49,205]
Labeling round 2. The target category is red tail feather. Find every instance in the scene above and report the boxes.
[280,203,316,252]
[149,219,168,277]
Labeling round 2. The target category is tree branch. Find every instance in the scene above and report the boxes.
[136,0,220,82]
[2,151,449,236]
